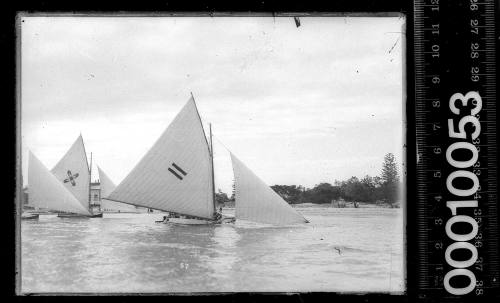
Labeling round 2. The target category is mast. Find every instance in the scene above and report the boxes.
[89,152,92,214]
[190,92,217,218]
[209,123,217,216]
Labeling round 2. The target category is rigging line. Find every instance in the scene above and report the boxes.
[212,133,233,155]
[198,117,233,154]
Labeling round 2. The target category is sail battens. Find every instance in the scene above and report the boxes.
[50,135,91,211]
[108,97,215,219]
[28,151,91,215]
[231,153,308,225]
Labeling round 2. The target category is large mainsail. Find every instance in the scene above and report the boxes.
[98,166,138,213]
[51,135,90,211]
[230,153,308,225]
[107,97,215,219]
[28,151,91,215]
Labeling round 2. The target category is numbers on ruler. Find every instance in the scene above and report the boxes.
[432,23,440,36]
[416,0,494,298]
[474,184,482,200]
[471,19,479,35]
[471,66,480,82]
[470,4,481,84]
[435,241,443,250]
[471,42,480,59]
[431,44,440,58]
[475,255,483,272]
[427,0,440,89]
[432,76,440,85]
[430,0,439,12]
[470,0,479,11]
[443,91,483,296]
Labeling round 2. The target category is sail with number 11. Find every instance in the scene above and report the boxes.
[105,95,308,225]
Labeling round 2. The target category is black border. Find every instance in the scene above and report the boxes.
[6,1,415,302]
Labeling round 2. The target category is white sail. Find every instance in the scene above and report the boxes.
[230,153,308,225]
[107,96,215,219]
[28,151,91,215]
[98,166,138,213]
[51,135,90,211]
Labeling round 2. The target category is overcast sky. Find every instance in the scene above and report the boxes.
[21,16,405,193]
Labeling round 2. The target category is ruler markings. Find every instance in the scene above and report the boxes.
[414,0,498,299]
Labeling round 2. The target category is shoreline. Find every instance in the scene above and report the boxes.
[220,201,401,209]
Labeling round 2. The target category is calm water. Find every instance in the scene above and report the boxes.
[21,207,404,293]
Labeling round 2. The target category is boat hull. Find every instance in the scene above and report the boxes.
[161,217,216,225]
[220,217,236,224]
[157,216,236,225]
[58,213,103,218]
[21,213,39,220]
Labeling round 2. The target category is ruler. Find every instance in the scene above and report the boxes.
[414,0,498,299]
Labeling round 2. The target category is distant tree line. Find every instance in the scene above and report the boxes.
[216,153,402,207]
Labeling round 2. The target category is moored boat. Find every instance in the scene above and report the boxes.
[21,213,39,220]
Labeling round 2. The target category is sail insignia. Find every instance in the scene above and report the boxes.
[63,170,79,186]
[172,163,187,176]
[168,162,187,180]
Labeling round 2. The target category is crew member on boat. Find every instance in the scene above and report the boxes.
[161,212,172,223]
[214,211,222,221]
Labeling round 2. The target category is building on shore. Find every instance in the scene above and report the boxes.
[90,181,101,213]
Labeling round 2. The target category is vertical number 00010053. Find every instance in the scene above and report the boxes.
[414,0,498,298]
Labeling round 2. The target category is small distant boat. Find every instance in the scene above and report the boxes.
[21,213,39,220]
[107,94,308,225]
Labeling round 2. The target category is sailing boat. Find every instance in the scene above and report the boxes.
[51,135,103,218]
[230,153,309,225]
[27,151,92,216]
[98,166,141,213]
[106,95,308,225]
